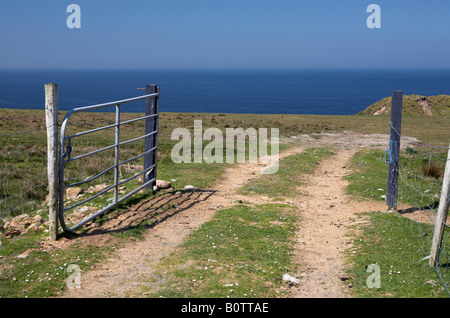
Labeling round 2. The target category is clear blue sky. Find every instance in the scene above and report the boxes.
[0,0,449,69]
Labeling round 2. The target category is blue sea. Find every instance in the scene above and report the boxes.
[0,69,449,115]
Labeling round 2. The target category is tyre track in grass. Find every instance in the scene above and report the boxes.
[60,145,304,297]
[287,148,385,297]
[60,132,394,298]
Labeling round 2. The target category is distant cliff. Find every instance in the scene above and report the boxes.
[358,95,450,116]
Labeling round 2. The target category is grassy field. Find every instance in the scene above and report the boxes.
[345,211,449,298]
[1,108,447,219]
[346,147,448,207]
[1,108,449,298]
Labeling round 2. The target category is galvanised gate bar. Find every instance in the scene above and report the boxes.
[58,85,160,232]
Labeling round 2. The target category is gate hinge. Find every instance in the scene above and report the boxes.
[63,138,72,161]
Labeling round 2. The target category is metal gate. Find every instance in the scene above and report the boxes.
[58,85,160,232]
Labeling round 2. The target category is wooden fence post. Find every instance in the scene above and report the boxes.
[144,84,158,187]
[45,83,59,241]
[429,144,450,267]
[386,90,403,210]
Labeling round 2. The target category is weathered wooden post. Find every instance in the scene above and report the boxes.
[45,83,59,241]
[429,144,450,267]
[144,84,159,187]
[386,90,403,210]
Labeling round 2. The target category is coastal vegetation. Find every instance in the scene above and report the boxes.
[0,107,449,298]
[358,94,450,116]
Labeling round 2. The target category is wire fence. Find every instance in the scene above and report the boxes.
[0,117,50,236]
[392,138,450,296]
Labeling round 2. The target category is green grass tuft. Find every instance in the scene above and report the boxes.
[240,148,335,198]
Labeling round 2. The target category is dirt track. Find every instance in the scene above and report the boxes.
[289,148,384,297]
[58,132,407,298]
